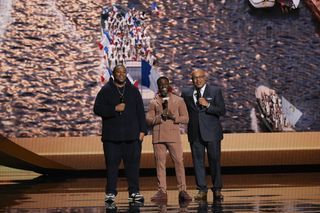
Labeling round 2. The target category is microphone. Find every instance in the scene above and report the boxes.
[162,99,168,110]
[120,96,124,103]
[162,97,169,121]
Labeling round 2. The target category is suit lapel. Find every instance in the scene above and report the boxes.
[203,85,210,99]
[155,95,163,109]
[187,88,198,110]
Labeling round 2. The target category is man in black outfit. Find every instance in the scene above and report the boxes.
[181,69,226,202]
[94,65,147,203]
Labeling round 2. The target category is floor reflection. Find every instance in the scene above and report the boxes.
[1,173,320,212]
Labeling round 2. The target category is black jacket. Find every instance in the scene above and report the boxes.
[94,78,147,142]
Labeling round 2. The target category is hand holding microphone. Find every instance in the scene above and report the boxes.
[161,99,168,121]
[115,96,125,115]
[198,97,210,108]
[196,89,210,108]
[161,98,175,121]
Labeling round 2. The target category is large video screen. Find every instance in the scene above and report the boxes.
[0,0,319,138]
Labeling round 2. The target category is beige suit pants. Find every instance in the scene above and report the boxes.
[153,142,187,192]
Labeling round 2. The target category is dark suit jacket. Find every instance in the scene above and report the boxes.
[182,85,226,142]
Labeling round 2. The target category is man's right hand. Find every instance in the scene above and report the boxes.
[115,103,125,112]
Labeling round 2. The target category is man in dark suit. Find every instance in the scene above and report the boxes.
[181,69,226,202]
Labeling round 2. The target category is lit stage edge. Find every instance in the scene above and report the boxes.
[0,132,319,173]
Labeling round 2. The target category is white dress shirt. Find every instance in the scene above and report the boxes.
[193,84,207,105]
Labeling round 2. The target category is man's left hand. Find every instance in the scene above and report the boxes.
[198,97,210,108]
[167,111,175,120]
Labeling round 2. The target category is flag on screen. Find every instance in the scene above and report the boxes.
[151,2,158,11]
[104,31,112,43]
[99,32,111,52]
[281,96,302,126]
[151,2,160,15]
[101,67,112,83]
[141,59,159,93]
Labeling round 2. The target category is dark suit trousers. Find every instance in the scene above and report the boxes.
[190,139,222,192]
[103,140,142,195]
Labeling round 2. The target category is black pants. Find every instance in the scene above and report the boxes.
[103,140,142,195]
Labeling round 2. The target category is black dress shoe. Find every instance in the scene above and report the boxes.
[212,200,223,213]
[213,190,224,201]
[179,190,192,202]
[151,190,168,203]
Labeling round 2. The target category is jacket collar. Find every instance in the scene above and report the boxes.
[155,93,172,105]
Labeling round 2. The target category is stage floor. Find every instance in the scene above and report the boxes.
[1,171,320,212]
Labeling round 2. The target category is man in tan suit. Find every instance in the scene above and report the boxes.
[146,76,192,203]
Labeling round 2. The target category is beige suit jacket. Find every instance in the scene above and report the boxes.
[146,93,189,143]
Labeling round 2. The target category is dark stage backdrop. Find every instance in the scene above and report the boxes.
[1,0,319,138]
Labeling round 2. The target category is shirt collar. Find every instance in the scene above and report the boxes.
[193,84,207,95]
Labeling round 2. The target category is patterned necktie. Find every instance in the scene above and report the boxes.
[196,89,202,109]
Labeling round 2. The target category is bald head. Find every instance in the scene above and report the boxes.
[191,69,205,77]
[191,69,207,89]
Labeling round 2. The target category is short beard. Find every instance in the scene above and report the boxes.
[114,78,126,86]
[159,91,168,97]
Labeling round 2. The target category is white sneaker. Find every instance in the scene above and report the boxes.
[128,192,144,202]
[105,201,117,209]
[105,193,116,203]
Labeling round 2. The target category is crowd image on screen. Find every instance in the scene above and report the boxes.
[258,91,292,131]
[98,4,157,82]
